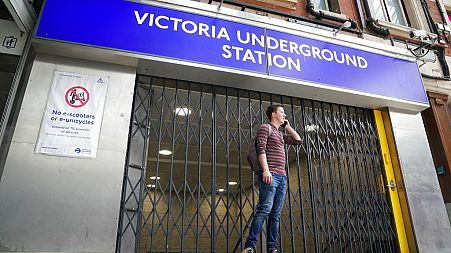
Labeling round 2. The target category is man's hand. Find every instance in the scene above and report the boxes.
[284,120,302,141]
[283,119,290,128]
[262,169,272,185]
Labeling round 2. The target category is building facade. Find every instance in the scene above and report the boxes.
[0,0,451,252]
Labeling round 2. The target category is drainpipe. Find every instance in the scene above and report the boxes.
[360,0,390,36]
[366,17,390,36]
[433,0,449,26]
[305,0,357,29]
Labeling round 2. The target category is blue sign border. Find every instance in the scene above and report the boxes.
[35,0,428,104]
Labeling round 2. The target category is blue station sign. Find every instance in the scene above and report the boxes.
[35,0,428,104]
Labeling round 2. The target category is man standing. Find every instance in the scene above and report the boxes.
[243,104,302,253]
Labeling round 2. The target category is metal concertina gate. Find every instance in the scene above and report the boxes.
[116,75,399,253]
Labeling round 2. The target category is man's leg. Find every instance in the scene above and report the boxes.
[244,176,277,250]
[266,175,286,252]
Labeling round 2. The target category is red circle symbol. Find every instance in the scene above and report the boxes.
[65,86,90,108]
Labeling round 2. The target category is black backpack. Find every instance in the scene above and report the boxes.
[247,124,272,171]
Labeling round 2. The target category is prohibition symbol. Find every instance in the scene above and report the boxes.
[65,86,90,108]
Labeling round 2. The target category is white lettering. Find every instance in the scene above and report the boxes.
[182,20,197,34]
[222,45,232,58]
[357,56,368,68]
[321,49,334,61]
[252,33,265,48]
[288,57,301,71]
[211,26,216,38]
[254,50,265,64]
[133,11,370,70]
[198,23,210,37]
[242,49,256,63]
[231,46,244,60]
[289,41,300,55]
[237,31,250,44]
[155,15,169,29]
[345,54,357,67]
[148,14,155,26]
[311,46,322,59]
[299,44,311,57]
[134,11,148,25]
[267,37,279,50]
[272,54,287,69]
[279,39,289,53]
[170,17,183,31]
[334,51,345,64]
[217,27,231,41]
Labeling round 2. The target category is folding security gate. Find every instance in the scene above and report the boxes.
[116,75,399,253]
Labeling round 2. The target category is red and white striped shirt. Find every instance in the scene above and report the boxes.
[256,123,303,176]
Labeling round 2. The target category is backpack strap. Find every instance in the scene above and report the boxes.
[255,123,273,155]
[253,124,274,170]
[266,123,272,136]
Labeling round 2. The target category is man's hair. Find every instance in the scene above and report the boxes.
[266,104,283,120]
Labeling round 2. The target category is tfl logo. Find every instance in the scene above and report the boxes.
[2,36,17,49]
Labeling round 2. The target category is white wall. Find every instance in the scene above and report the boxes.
[389,109,451,253]
[447,203,451,225]
[0,53,136,252]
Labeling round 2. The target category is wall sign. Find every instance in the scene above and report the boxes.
[0,19,26,56]
[36,71,108,158]
[35,0,428,104]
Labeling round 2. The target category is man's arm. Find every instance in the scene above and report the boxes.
[284,121,302,142]
[258,153,272,185]
[256,124,273,185]
[285,125,301,141]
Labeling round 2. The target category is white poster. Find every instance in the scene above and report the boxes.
[36,71,108,158]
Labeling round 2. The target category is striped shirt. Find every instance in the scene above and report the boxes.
[256,123,303,176]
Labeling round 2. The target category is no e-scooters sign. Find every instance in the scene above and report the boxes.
[36,71,108,158]
[65,86,90,108]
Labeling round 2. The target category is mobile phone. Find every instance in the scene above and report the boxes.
[281,120,288,127]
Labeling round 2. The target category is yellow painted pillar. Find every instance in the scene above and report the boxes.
[373,110,409,253]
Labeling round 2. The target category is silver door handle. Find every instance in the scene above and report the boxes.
[386,179,396,191]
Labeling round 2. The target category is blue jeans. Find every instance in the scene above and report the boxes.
[245,173,287,251]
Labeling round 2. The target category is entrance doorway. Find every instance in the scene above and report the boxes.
[117,75,399,253]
